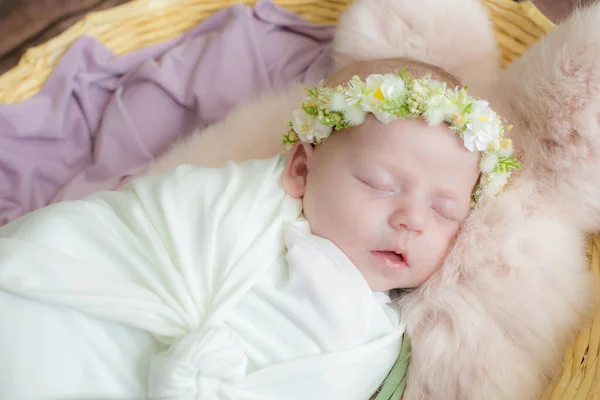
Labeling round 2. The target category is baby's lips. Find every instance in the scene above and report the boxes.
[371,250,408,269]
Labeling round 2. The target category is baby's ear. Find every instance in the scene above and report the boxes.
[282,143,313,198]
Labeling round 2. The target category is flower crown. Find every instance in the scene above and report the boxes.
[282,69,520,206]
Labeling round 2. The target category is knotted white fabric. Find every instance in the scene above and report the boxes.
[149,327,247,400]
[0,156,404,400]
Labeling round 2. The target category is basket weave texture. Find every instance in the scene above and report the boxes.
[0,0,598,398]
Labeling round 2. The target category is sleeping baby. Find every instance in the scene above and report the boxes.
[280,58,497,292]
[0,57,517,400]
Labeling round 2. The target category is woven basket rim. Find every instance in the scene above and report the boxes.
[0,0,556,104]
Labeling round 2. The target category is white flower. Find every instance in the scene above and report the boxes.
[312,122,332,142]
[498,138,514,157]
[423,79,446,106]
[411,80,427,96]
[344,104,367,126]
[360,74,386,113]
[463,101,501,152]
[426,79,446,94]
[481,172,508,199]
[329,91,347,112]
[379,74,405,100]
[291,109,332,143]
[488,138,501,153]
[373,110,395,124]
[361,74,405,114]
[463,127,496,152]
[344,76,366,106]
[424,106,446,126]
[425,98,460,127]
[479,152,499,174]
[472,100,495,118]
[446,87,466,103]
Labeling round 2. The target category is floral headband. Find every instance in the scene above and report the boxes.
[282,69,520,206]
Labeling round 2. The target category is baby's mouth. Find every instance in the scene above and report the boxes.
[371,250,408,269]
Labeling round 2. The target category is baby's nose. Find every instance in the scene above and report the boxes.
[388,203,426,234]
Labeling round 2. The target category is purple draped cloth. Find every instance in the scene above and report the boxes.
[0,0,334,225]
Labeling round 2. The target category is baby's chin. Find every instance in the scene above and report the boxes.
[365,277,412,293]
[357,262,412,293]
[360,253,446,292]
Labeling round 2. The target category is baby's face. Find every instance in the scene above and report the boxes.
[284,116,480,292]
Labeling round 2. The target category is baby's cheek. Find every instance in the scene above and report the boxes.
[414,247,447,286]
[327,207,371,251]
[306,200,353,244]
[427,232,455,267]
[305,178,375,248]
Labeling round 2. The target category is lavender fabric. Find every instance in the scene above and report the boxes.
[0,0,334,226]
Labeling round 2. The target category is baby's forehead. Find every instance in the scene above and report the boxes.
[338,116,470,157]
[326,58,461,88]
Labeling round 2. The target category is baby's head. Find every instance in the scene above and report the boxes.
[282,58,517,292]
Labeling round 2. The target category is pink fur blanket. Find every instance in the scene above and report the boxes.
[146,0,600,398]
[335,0,599,398]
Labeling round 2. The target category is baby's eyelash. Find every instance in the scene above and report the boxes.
[358,177,396,193]
[432,205,457,222]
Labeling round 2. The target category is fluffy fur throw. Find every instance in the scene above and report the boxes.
[146,0,600,398]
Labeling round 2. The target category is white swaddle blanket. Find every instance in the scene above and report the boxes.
[0,156,404,400]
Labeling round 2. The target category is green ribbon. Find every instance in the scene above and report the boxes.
[373,332,411,400]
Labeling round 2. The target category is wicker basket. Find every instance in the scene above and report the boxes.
[0,0,598,398]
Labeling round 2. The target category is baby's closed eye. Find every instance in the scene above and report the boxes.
[431,199,460,221]
[356,175,398,193]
